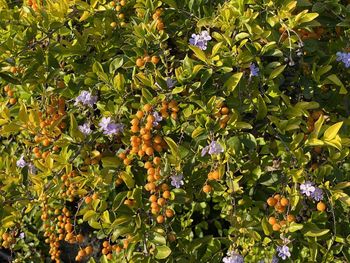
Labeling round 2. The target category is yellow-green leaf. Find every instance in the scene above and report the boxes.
[323,122,343,141]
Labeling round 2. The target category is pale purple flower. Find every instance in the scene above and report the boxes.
[222,251,244,263]
[170,174,184,189]
[311,187,323,201]
[99,117,124,135]
[272,256,279,263]
[74,91,97,107]
[16,156,27,168]
[79,123,92,135]
[166,78,176,88]
[202,140,224,156]
[28,163,37,174]
[300,181,315,197]
[189,30,212,50]
[336,52,350,68]
[250,63,259,77]
[276,245,291,260]
[19,232,25,239]
[208,141,224,155]
[152,112,163,126]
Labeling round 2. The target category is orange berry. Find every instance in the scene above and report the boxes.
[149,195,157,202]
[118,13,125,19]
[136,110,144,119]
[267,197,277,207]
[143,55,151,62]
[85,245,93,255]
[136,58,145,67]
[77,249,86,257]
[287,214,295,222]
[145,147,154,156]
[120,0,126,6]
[317,201,326,212]
[123,158,132,166]
[153,157,161,165]
[212,170,220,180]
[110,22,117,28]
[268,217,277,225]
[156,215,164,224]
[203,184,212,193]
[161,183,169,191]
[171,112,177,119]
[165,208,174,218]
[92,193,99,200]
[273,194,281,201]
[42,138,50,147]
[106,253,113,260]
[272,223,281,231]
[151,56,160,64]
[118,152,126,159]
[4,85,10,92]
[102,248,108,255]
[7,90,14,97]
[220,107,229,115]
[157,197,166,206]
[143,104,152,112]
[9,98,17,104]
[148,182,156,191]
[280,197,289,207]
[162,190,171,199]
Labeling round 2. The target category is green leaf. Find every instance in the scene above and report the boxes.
[304,228,330,237]
[114,73,125,91]
[109,58,124,73]
[224,72,243,92]
[155,245,172,259]
[289,222,304,232]
[101,156,121,168]
[323,122,343,141]
[83,210,97,221]
[189,45,207,63]
[298,13,319,24]
[119,171,135,189]
[268,65,286,80]
[164,136,179,158]
[256,95,267,120]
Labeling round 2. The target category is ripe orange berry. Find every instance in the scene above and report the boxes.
[106,254,113,260]
[212,170,220,180]
[143,104,152,112]
[317,201,326,212]
[143,55,151,62]
[268,216,277,225]
[7,90,14,97]
[85,245,93,255]
[162,190,170,199]
[42,138,50,147]
[220,107,229,115]
[136,58,145,67]
[103,240,109,248]
[4,85,10,92]
[77,249,86,257]
[151,56,160,64]
[118,152,126,159]
[267,197,277,207]
[102,248,108,255]
[153,157,161,165]
[118,13,125,19]
[157,197,166,206]
[165,209,174,218]
[272,223,281,231]
[9,98,17,104]
[161,183,169,191]
[148,182,156,191]
[156,215,164,224]
[149,195,157,202]
[273,194,281,201]
[275,204,286,213]
[280,197,289,207]
[110,22,117,28]
[203,184,212,193]
[145,147,154,156]
[136,110,144,119]
[92,193,99,200]
[120,0,126,6]
[123,158,132,166]
[287,214,295,222]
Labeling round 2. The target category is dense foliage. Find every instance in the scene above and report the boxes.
[0,0,350,262]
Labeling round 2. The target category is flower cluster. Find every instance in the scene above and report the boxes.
[16,156,27,168]
[170,173,184,189]
[250,63,259,77]
[74,91,97,107]
[189,30,212,50]
[300,181,324,201]
[222,251,244,263]
[152,112,163,126]
[79,123,92,135]
[276,245,291,260]
[201,140,224,156]
[99,117,124,136]
[336,52,350,68]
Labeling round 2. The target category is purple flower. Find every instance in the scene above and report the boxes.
[166,78,177,88]
[74,91,97,107]
[152,112,163,126]
[311,187,323,201]
[208,141,224,155]
[189,30,212,50]
[79,123,92,135]
[19,232,25,239]
[28,163,37,174]
[276,245,291,260]
[201,140,224,156]
[250,63,259,77]
[16,156,27,168]
[222,251,244,263]
[336,52,350,68]
[272,256,279,263]
[170,174,184,189]
[99,117,124,135]
[300,181,315,197]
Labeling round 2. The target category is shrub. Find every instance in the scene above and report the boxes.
[0,0,350,262]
